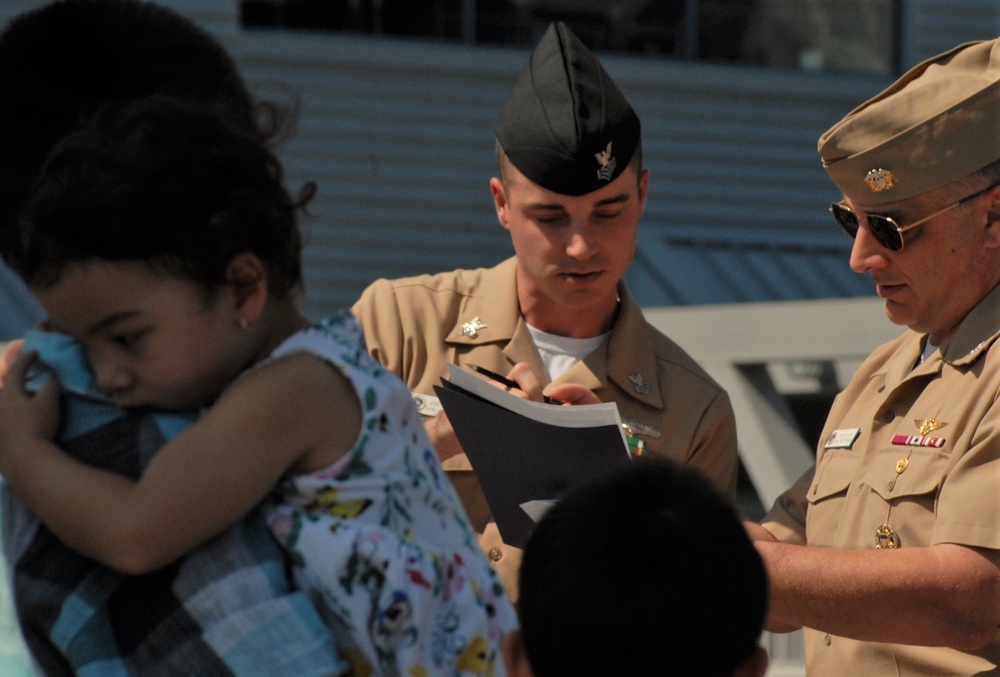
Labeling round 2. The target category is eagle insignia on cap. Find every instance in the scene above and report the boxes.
[864,168,895,193]
[595,142,616,181]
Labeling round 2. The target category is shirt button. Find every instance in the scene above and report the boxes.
[824,633,832,646]
[882,410,895,423]
[488,547,503,562]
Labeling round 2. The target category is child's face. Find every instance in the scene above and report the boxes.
[32,260,250,411]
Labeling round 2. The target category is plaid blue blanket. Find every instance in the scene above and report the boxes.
[2,330,344,676]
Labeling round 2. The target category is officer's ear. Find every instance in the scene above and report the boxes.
[985,184,1000,249]
[491,176,511,231]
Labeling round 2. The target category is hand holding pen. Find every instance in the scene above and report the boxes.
[468,364,566,405]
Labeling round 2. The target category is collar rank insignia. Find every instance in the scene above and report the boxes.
[595,142,616,182]
[461,316,487,338]
[629,372,651,395]
[863,168,895,193]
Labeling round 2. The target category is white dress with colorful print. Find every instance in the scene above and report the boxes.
[264,312,518,677]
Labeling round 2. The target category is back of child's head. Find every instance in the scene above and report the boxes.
[517,457,769,677]
[0,0,259,266]
[13,95,305,297]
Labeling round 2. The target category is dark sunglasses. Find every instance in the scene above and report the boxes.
[829,181,999,251]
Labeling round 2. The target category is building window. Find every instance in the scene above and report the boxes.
[241,0,899,75]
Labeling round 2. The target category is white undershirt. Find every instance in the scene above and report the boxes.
[526,324,610,381]
[919,338,938,365]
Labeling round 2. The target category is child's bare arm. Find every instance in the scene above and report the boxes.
[0,351,361,574]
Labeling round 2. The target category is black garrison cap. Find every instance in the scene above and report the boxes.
[495,22,641,196]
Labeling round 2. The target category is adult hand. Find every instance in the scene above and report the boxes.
[505,362,601,405]
[424,411,465,463]
[546,383,601,405]
[427,361,603,462]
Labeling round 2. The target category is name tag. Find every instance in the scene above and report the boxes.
[412,392,442,417]
[824,428,861,449]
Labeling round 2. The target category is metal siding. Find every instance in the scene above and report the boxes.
[902,0,1000,65]
[227,32,517,317]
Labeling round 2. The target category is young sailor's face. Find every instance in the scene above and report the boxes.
[492,162,648,334]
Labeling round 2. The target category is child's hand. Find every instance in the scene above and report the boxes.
[0,350,61,453]
[0,339,25,387]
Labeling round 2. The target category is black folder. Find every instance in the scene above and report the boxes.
[434,363,632,549]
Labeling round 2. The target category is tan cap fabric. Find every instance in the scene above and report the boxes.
[819,37,1000,205]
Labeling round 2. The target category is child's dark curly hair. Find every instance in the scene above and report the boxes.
[14,95,311,299]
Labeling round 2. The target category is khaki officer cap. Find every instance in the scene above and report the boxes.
[819,37,1000,205]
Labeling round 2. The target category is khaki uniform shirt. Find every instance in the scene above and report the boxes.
[353,257,739,599]
[763,283,1000,676]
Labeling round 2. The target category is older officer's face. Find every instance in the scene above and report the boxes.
[847,181,1000,345]
[490,161,648,337]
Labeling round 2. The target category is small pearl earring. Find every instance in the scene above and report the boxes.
[239,317,250,330]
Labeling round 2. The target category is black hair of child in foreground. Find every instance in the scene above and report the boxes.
[0,0,263,258]
[506,457,770,677]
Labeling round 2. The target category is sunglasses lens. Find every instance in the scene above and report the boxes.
[867,215,903,251]
[830,203,859,238]
[829,203,903,251]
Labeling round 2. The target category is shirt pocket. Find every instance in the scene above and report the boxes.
[863,449,949,547]
[865,447,949,510]
[805,451,857,545]
[807,451,856,504]
[865,448,948,502]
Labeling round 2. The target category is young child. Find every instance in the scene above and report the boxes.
[0,95,517,676]
[0,5,348,674]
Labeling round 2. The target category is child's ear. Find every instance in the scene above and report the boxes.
[225,252,268,325]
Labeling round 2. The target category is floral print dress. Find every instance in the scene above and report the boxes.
[264,312,517,677]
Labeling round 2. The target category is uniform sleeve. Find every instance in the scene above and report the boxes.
[759,465,813,545]
[351,279,407,378]
[684,388,740,502]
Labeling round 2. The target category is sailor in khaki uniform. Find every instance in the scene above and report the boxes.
[353,22,738,600]
[749,37,1000,675]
